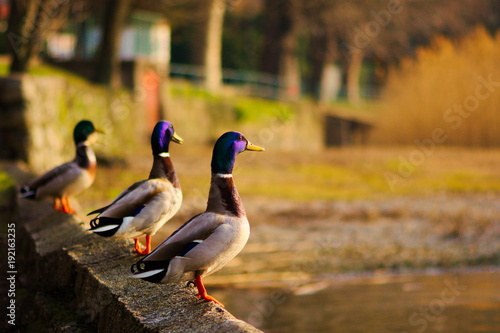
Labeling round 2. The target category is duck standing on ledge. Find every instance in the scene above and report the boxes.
[88,121,183,255]
[130,131,264,306]
[19,120,103,214]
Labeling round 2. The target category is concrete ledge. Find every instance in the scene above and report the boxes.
[14,193,261,332]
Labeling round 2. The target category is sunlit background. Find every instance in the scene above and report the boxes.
[0,0,499,332]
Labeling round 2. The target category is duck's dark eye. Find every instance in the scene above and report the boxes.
[238,135,244,141]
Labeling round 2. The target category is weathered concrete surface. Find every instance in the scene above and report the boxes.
[12,176,261,332]
[0,75,145,174]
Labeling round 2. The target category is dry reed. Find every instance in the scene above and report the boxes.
[373,28,500,147]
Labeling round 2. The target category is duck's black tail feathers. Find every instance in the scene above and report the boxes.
[19,186,36,199]
[88,205,146,237]
[88,216,122,237]
[130,259,170,283]
[130,240,203,283]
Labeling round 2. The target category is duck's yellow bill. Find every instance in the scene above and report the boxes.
[246,142,265,151]
[172,132,184,144]
[95,127,106,134]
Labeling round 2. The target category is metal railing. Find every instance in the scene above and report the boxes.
[169,63,282,99]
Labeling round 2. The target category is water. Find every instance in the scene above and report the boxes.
[215,271,500,333]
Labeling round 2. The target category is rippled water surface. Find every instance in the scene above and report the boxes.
[215,271,500,333]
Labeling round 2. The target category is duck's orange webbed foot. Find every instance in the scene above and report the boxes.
[196,293,224,307]
[134,235,151,255]
[53,198,62,211]
[194,275,224,307]
[60,197,75,214]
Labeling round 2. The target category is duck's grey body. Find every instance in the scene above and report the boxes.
[21,143,97,200]
[133,174,249,283]
[89,154,182,239]
[89,121,183,255]
[19,136,99,214]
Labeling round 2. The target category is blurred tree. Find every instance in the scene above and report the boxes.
[483,0,500,33]
[145,0,226,94]
[93,0,135,88]
[260,0,302,100]
[7,0,75,73]
[303,0,374,104]
[136,0,199,65]
[305,6,339,103]
[203,0,225,93]
[222,1,263,71]
[303,0,499,104]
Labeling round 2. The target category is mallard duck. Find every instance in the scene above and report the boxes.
[19,120,103,214]
[88,121,183,255]
[130,131,264,306]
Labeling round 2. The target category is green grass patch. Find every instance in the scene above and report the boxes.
[237,164,391,201]
[0,170,16,232]
[328,99,379,113]
[169,80,295,125]
[0,62,90,84]
[425,171,500,192]
[233,97,293,123]
[235,152,500,201]
[0,63,8,76]
[170,82,222,102]
[0,171,15,205]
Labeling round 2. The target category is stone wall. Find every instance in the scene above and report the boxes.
[0,78,29,164]
[9,167,261,333]
[164,92,324,152]
[0,75,145,174]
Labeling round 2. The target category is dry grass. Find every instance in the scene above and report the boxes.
[373,28,500,147]
[80,144,500,213]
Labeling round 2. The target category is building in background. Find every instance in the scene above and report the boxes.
[47,10,170,73]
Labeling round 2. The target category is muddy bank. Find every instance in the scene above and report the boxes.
[169,193,500,287]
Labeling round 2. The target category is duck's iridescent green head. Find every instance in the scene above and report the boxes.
[211,131,264,174]
[73,120,103,144]
[151,121,183,155]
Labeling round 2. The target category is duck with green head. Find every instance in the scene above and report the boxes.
[19,120,104,214]
[130,131,264,306]
[88,121,183,255]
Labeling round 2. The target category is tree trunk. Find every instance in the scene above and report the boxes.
[74,19,87,60]
[282,0,302,100]
[7,0,73,73]
[279,28,300,100]
[319,63,341,104]
[93,0,134,88]
[260,0,284,75]
[7,0,42,73]
[347,50,363,105]
[260,0,302,100]
[203,0,225,94]
[318,34,340,104]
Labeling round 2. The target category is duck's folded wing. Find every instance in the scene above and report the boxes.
[89,179,181,237]
[26,162,81,197]
[141,213,223,262]
[87,180,147,215]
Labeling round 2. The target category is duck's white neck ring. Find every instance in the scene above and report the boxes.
[159,152,170,157]
[214,173,233,178]
[77,142,90,147]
